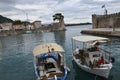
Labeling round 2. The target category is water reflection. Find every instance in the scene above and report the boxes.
[54,31,66,47]
[72,60,95,80]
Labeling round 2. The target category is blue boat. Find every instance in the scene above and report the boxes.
[33,43,69,80]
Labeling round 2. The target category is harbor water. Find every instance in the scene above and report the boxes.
[0,25,120,80]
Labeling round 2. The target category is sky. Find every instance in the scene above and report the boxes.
[0,0,120,24]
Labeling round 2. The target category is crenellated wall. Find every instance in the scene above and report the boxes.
[92,12,120,28]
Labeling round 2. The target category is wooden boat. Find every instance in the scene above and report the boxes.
[33,43,69,80]
[72,35,114,78]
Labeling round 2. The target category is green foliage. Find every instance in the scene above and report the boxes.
[53,13,64,21]
[13,20,22,25]
[0,15,13,23]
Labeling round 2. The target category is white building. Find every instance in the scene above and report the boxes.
[13,24,25,30]
[33,21,42,29]
[0,22,13,31]
[26,23,34,30]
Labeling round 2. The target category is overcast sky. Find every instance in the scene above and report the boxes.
[0,0,120,23]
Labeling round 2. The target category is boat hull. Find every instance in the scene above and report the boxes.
[34,66,68,80]
[73,56,112,78]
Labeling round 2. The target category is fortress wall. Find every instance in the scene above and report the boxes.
[44,21,65,31]
[92,12,120,28]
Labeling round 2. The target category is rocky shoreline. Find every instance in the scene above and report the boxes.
[0,28,66,37]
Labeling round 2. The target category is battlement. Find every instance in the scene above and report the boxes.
[92,12,120,29]
[93,12,120,18]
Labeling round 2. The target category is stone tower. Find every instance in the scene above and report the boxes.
[59,17,65,30]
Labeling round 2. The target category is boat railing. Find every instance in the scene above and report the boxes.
[99,48,111,54]
[99,48,111,63]
[87,46,99,52]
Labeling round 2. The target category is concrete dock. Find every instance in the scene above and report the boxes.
[81,28,120,37]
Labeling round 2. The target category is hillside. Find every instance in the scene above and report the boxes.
[0,15,13,23]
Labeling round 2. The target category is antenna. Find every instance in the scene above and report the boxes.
[26,13,28,22]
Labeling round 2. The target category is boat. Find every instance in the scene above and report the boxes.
[71,35,114,78]
[33,43,69,80]
[26,30,32,34]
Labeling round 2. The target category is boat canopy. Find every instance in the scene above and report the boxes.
[72,35,109,43]
[33,43,64,56]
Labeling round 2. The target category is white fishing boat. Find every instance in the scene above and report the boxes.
[72,35,115,78]
[33,43,69,80]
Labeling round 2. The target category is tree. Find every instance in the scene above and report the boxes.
[13,20,22,25]
[53,13,64,22]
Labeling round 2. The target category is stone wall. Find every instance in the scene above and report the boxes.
[92,12,120,28]
[43,21,65,31]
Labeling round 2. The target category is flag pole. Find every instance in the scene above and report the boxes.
[102,4,107,15]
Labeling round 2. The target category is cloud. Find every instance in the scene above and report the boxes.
[15,5,47,10]
[93,0,116,2]
[0,0,120,23]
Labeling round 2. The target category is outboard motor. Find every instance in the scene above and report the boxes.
[109,53,115,63]
[111,57,115,63]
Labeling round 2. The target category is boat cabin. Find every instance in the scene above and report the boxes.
[33,43,67,80]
